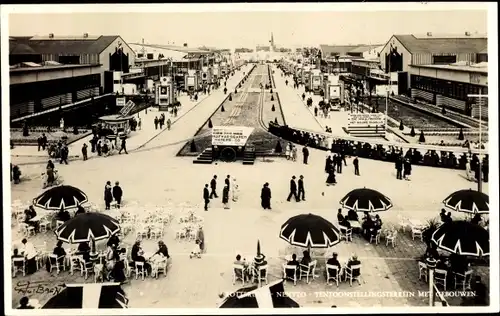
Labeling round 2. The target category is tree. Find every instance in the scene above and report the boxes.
[208,119,213,128]
[275,140,283,153]
[221,105,225,112]
[270,89,273,94]
[419,131,426,143]
[271,95,274,101]
[271,104,275,111]
[410,126,416,137]
[73,126,79,135]
[190,140,197,152]
[302,93,306,101]
[441,106,446,115]
[229,94,232,101]
[399,121,404,131]
[458,128,464,140]
[274,117,278,124]
[235,89,237,94]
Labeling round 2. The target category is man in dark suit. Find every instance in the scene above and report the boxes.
[210,175,218,199]
[225,175,231,190]
[395,156,403,180]
[112,181,123,208]
[353,156,360,176]
[302,145,309,164]
[203,184,210,211]
[336,154,342,173]
[297,175,305,201]
[287,176,299,202]
[337,209,344,222]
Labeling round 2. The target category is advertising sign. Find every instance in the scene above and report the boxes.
[347,113,385,127]
[212,126,254,146]
[116,97,126,106]
[160,87,168,95]
[187,77,195,86]
[312,76,321,86]
[329,86,340,98]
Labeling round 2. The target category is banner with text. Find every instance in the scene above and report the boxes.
[212,126,254,146]
[347,113,385,127]
[116,97,126,106]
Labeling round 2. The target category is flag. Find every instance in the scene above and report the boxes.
[42,283,128,309]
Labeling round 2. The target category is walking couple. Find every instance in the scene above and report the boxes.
[203,175,239,211]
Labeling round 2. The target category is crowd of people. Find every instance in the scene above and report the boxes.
[203,175,239,211]
[269,123,489,178]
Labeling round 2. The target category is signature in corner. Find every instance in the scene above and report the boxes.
[14,280,65,296]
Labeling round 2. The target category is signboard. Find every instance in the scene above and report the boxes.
[116,97,126,106]
[212,126,254,146]
[347,113,385,127]
[312,76,321,85]
[329,85,340,98]
[187,77,195,86]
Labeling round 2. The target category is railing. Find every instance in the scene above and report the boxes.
[267,123,488,170]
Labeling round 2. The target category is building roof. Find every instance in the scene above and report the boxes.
[10,63,102,73]
[129,43,188,62]
[409,62,488,74]
[9,35,122,55]
[319,44,383,57]
[392,34,487,54]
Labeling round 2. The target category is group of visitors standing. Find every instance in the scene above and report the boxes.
[154,113,171,130]
[104,181,123,209]
[203,175,239,211]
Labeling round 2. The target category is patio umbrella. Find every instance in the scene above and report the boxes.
[340,188,393,213]
[257,240,261,256]
[431,221,489,257]
[219,280,299,308]
[443,189,489,214]
[55,212,120,244]
[280,213,341,249]
[33,185,88,211]
[42,283,128,309]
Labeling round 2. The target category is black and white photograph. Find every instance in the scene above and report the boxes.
[1,2,498,314]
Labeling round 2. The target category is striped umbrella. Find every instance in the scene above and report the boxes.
[340,188,393,213]
[443,189,489,214]
[42,283,128,309]
[55,212,120,244]
[33,185,88,211]
[431,221,489,257]
[280,213,341,249]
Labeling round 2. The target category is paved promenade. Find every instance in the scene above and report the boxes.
[10,64,253,165]
[272,66,323,133]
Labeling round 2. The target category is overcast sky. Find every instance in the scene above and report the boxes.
[7,5,489,49]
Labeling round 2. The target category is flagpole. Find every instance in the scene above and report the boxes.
[467,92,487,193]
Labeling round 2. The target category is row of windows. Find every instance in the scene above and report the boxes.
[410,75,485,100]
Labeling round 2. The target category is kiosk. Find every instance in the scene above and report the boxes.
[201,66,212,86]
[185,69,199,93]
[211,126,254,162]
[212,64,220,81]
[156,76,175,110]
[308,69,323,95]
[98,114,133,138]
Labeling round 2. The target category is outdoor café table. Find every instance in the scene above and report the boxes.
[28,215,42,222]
[348,221,361,229]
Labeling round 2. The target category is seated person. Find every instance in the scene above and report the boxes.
[233,254,248,280]
[285,254,300,278]
[424,243,440,260]
[339,218,351,229]
[373,215,383,230]
[326,253,341,278]
[190,240,202,259]
[52,241,66,266]
[56,207,71,222]
[155,241,170,260]
[110,248,127,283]
[337,209,344,223]
[12,249,25,267]
[444,212,453,224]
[17,297,34,309]
[131,241,152,275]
[107,234,121,248]
[76,242,91,262]
[347,209,359,221]
[345,254,361,278]
[439,209,447,223]
[449,253,468,273]
[300,250,312,267]
[74,204,86,216]
[470,214,482,225]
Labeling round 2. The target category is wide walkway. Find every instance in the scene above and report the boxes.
[10,64,253,164]
[271,66,323,133]
[115,64,253,154]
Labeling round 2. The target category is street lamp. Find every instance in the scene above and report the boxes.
[467,93,487,193]
[426,257,438,306]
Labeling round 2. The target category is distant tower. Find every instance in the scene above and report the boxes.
[270,32,275,51]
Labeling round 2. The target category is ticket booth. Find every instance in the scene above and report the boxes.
[309,69,323,95]
[324,74,340,103]
[185,69,199,93]
[156,76,175,110]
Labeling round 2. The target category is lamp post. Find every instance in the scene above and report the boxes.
[467,93,487,193]
[426,257,437,306]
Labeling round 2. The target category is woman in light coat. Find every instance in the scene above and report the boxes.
[465,158,472,181]
[285,142,292,160]
[231,177,239,202]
